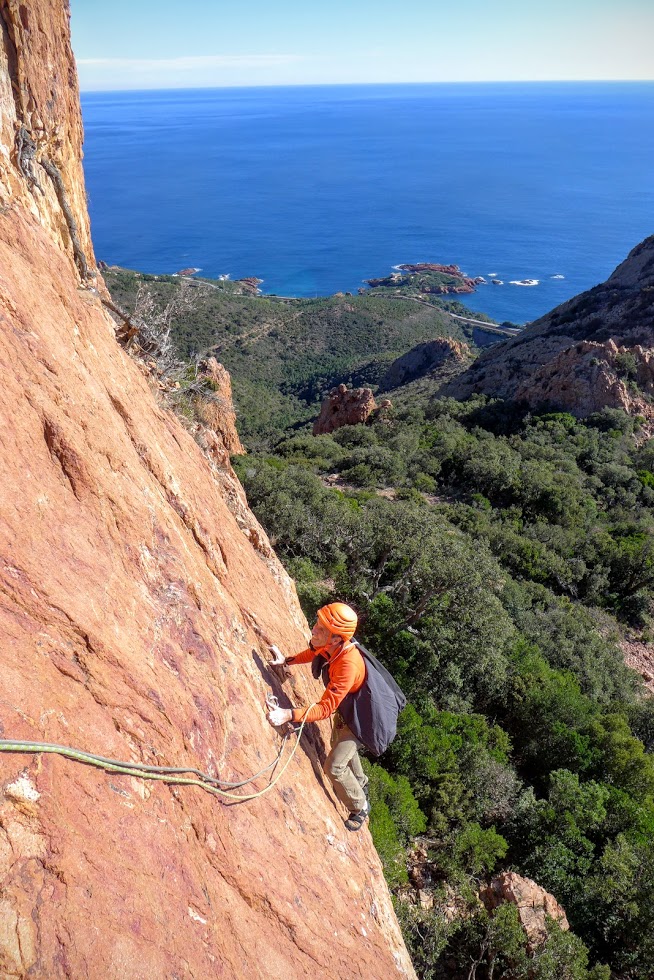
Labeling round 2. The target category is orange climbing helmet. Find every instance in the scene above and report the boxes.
[316,602,358,641]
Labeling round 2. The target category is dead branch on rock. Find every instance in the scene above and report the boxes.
[39,156,89,279]
[130,281,199,377]
[101,297,140,342]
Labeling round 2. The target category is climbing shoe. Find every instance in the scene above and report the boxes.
[345,806,369,832]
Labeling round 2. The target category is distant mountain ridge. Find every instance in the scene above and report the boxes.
[444,235,654,414]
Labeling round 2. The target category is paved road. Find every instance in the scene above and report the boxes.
[178,278,522,338]
[360,291,522,337]
[445,311,522,336]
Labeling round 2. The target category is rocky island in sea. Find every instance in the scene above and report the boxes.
[364,262,485,295]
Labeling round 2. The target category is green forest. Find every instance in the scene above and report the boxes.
[109,271,654,979]
[234,402,654,979]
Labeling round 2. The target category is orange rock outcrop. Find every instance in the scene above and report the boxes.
[0,3,414,977]
[313,383,379,435]
[621,637,654,692]
[480,871,569,950]
[195,356,246,456]
[446,235,654,413]
[514,339,654,417]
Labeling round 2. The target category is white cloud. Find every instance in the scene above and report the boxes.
[76,54,305,73]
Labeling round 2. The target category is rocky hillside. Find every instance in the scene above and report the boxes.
[102,266,487,446]
[0,2,414,976]
[445,236,654,413]
[380,337,472,391]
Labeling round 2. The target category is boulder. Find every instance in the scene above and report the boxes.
[480,872,569,950]
[313,384,378,435]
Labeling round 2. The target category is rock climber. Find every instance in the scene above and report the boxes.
[267,602,369,831]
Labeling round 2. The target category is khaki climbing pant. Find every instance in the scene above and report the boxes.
[324,716,368,813]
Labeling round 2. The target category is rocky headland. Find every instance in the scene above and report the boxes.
[445,235,654,415]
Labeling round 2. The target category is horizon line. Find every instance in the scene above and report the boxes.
[79,78,654,94]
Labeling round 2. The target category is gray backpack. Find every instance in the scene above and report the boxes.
[314,641,406,756]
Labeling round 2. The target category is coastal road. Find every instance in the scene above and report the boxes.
[363,291,523,337]
[445,311,522,334]
[388,294,522,335]
[179,276,522,338]
[179,276,228,291]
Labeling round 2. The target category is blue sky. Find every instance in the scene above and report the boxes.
[71,0,654,91]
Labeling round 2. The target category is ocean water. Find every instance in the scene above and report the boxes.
[81,83,654,325]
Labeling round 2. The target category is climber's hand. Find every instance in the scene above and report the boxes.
[268,644,285,666]
[268,706,293,727]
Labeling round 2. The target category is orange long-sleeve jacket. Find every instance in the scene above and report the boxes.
[286,641,366,724]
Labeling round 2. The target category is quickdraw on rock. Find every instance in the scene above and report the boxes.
[265,691,280,711]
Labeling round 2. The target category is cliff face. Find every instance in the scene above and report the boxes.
[0,3,414,977]
[195,357,247,456]
[512,339,654,419]
[0,0,92,274]
[445,236,654,412]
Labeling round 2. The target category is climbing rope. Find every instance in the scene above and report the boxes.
[0,702,317,803]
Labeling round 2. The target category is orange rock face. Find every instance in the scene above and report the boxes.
[195,357,246,456]
[480,871,569,950]
[313,384,379,435]
[0,0,93,274]
[0,3,414,977]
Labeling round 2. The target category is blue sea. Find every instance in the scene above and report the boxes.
[81,83,654,325]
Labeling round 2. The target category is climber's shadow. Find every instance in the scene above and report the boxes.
[251,648,332,799]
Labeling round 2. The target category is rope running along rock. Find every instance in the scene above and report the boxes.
[0,704,316,803]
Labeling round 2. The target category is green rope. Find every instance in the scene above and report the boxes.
[0,704,315,803]
[1,739,288,787]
